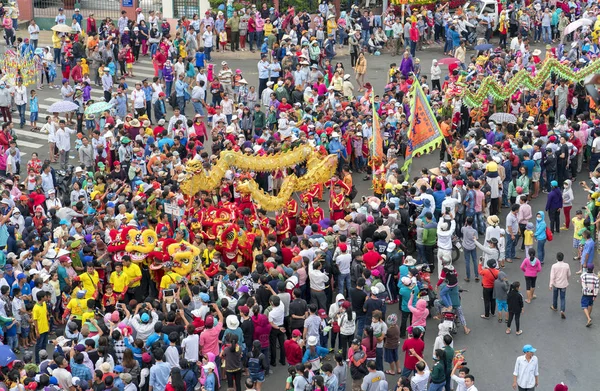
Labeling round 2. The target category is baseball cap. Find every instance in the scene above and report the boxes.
[292,329,302,337]
[523,344,536,353]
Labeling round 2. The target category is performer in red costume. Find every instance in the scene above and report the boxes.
[308,199,325,225]
[275,211,290,242]
[298,194,312,228]
[329,182,349,220]
[284,198,298,234]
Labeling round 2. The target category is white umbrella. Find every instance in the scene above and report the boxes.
[564,18,593,35]
[51,24,73,33]
[489,112,517,124]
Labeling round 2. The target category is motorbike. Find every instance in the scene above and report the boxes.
[55,165,74,205]
[440,288,468,335]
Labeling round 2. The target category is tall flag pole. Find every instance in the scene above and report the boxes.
[371,91,384,183]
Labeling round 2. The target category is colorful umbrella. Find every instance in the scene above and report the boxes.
[47,101,79,113]
[0,345,16,367]
[85,101,113,115]
[437,58,461,66]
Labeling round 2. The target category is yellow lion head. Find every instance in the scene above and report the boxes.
[125,229,158,263]
[167,240,200,276]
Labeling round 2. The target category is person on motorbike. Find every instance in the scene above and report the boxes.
[436,255,459,311]
[436,214,456,277]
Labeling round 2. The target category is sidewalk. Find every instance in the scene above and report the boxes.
[29,30,351,60]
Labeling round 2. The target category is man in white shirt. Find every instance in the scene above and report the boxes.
[181,324,199,364]
[28,20,40,50]
[55,120,76,170]
[13,79,26,129]
[450,360,471,391]
[53,356,73,390]
[130,82,146,117]
[308,257,329,309]
[202,25,214,62]
[513,345,539,391]
[268,295,286,367]
[166,108,188,135]
[410,352,431,391]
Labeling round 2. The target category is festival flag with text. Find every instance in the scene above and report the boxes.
[401,80,444,174]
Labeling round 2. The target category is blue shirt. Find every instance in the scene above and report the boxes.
[258,60,270,79]
[582,238,595,267]
[175,80,188,98]
[522,160,535,178]
[70,359,92,382]
[149,361,171,391]
[143,86,153,101]
[30,96,38,112]
[205,372,217,391]
[72,13,83,25]
[158,137,174,151]
[195,52,205,68]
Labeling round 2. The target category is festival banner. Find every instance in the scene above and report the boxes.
[371,95,384,161]
[401,80,444,175]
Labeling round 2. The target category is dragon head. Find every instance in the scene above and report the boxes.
[125,229,158,264]
[167,240,200,276]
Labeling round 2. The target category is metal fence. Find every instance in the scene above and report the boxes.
[33,0,124,20]
[173,0,200,19]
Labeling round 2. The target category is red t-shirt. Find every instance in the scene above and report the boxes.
[402,337,425,370]
[281,247,294,266]
[363,250,382,270]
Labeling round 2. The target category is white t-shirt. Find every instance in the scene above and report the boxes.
[410,367,431,391]
[268,303,285,326]
[203,31,213,47]
[130,89,146,109]
[52,368,73,390]
[181,334,199,362]
[165,345,181,368]
[592,136,600,153]
[28,24,40,40]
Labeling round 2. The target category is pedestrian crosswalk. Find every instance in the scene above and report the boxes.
[9,59,160,157]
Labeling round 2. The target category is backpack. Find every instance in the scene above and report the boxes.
[118,48,127,61]
[349,185,358,201]
[350,348,368,379]
[168,92,178,108]
[151,332,168,354]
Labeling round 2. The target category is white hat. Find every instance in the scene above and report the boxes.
[386,243,396,252]
[231,115,238,121]
[343,74,351,80]
[404,256,416,266]
[356,132,362,137]
[74,166,84,173]
[226,315,240,329]
[307,336,318,346]
[203,362,216,371]
[268,246,278,253]
[331,132,339,138]
[319,242,328,250]
[267,81,274,87]
[371,286,379,295]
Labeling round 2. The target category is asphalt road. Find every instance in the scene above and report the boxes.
[8,35,599,390]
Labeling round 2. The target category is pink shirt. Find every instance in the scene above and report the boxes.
[520,257,542,278]
[549,261,571,289]
[474,190,484,212]
[200,322,223,356]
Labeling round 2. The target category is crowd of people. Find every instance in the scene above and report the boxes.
[0,1,596,391]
